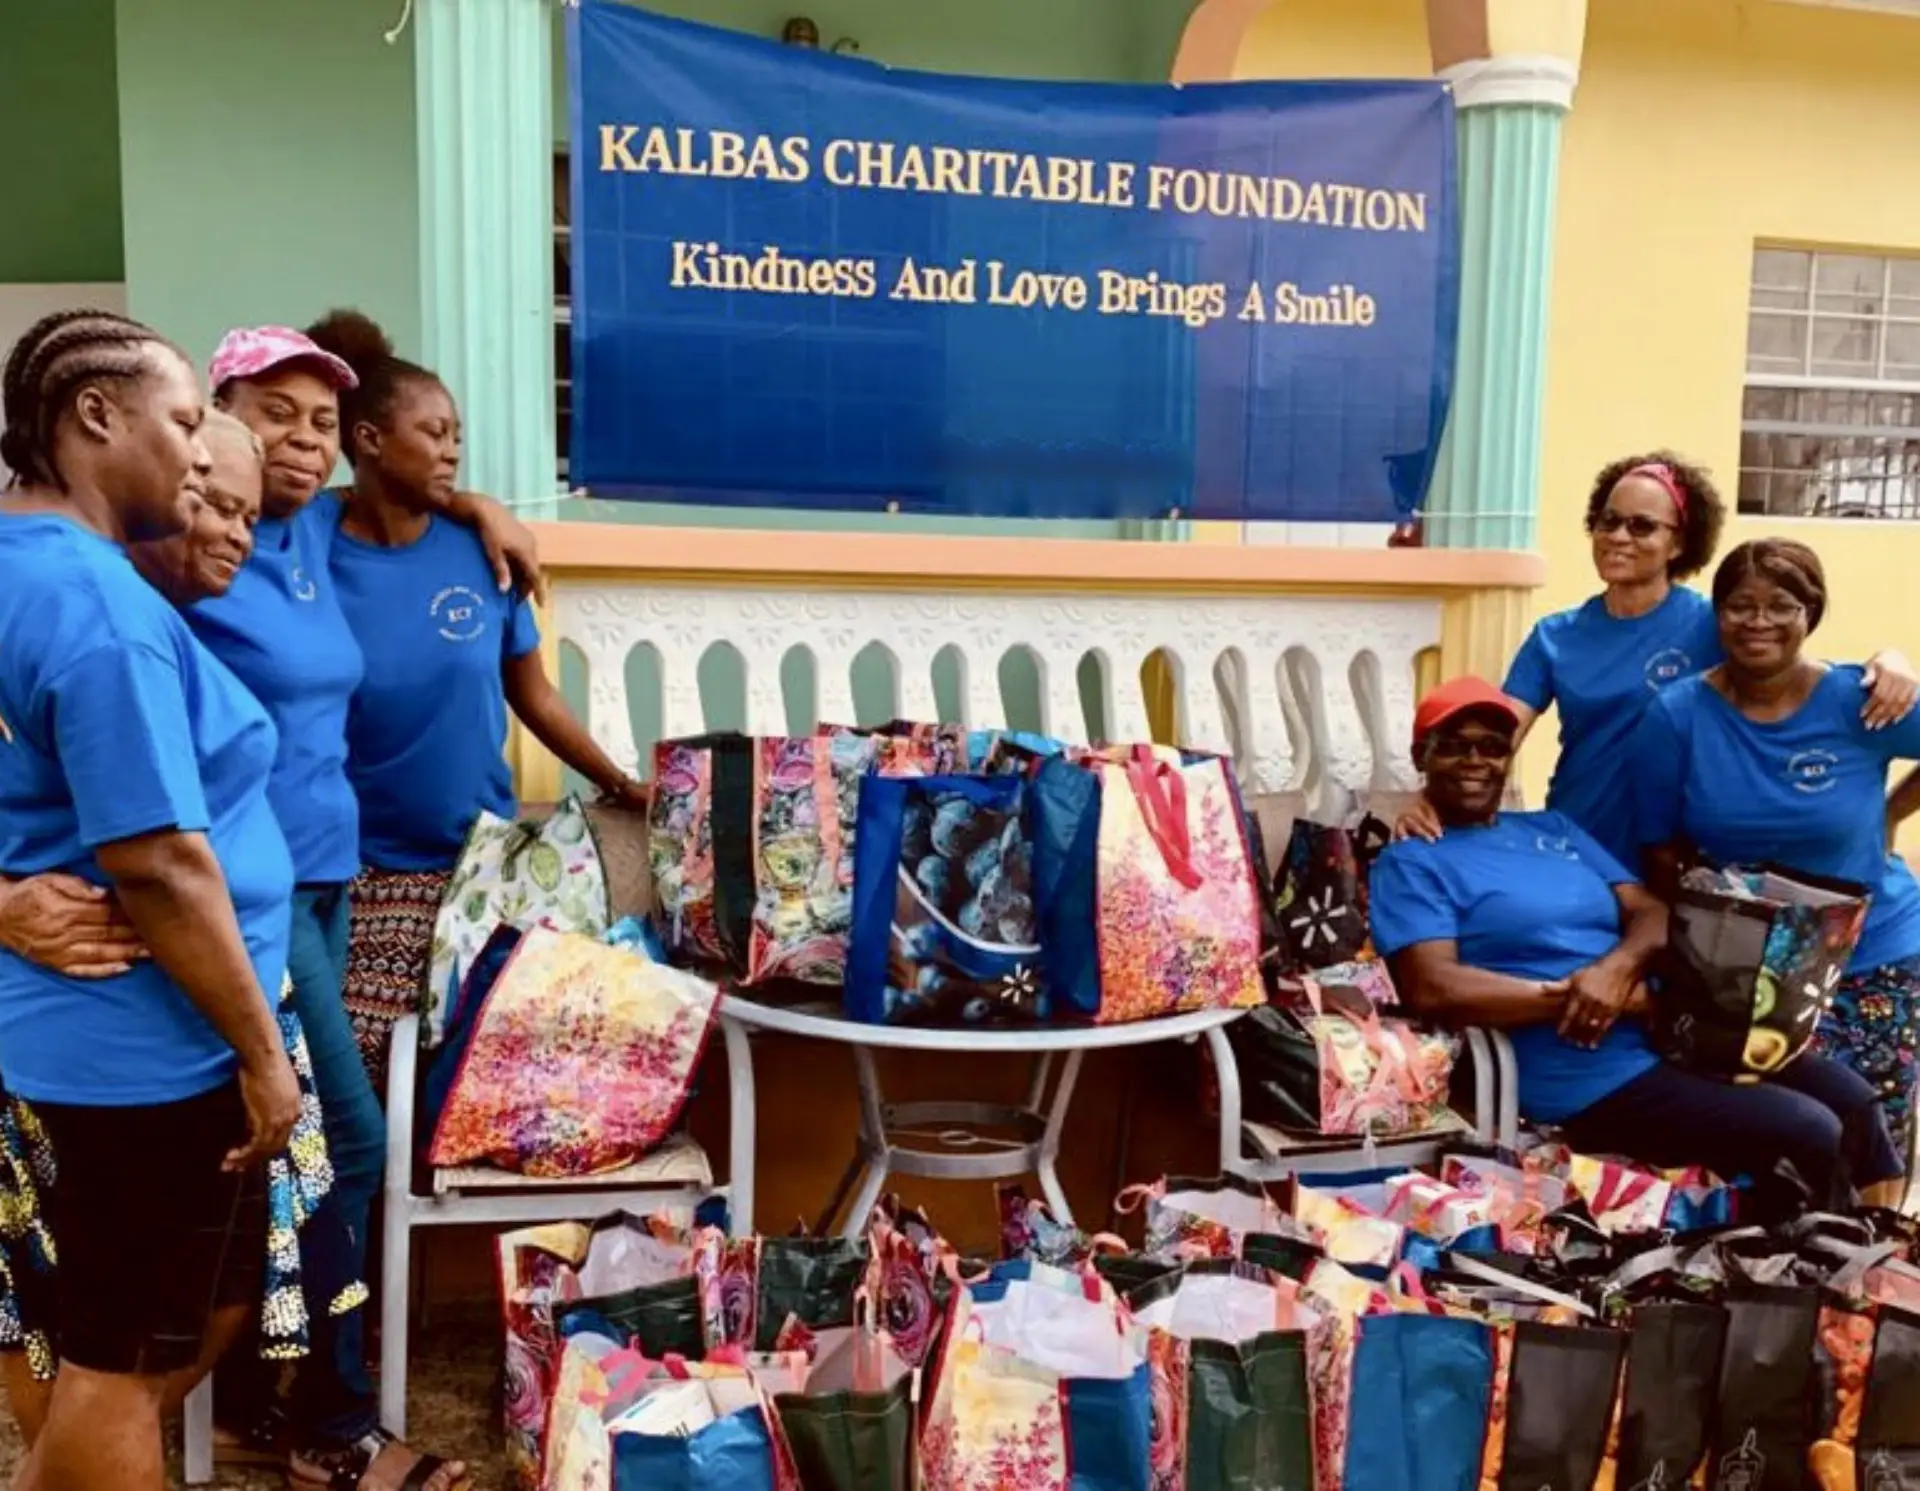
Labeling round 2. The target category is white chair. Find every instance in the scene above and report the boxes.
[376,1010,724,1436]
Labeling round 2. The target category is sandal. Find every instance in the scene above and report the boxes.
[213,1398,290,1467]
[287,1428,469,1491]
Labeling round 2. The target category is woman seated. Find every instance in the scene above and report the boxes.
[1632,538,1920,1167]
[1368,675,1905,1220]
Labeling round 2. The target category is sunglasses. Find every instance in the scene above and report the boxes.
[1425,736,1514,763]
[1588,510,1675,540]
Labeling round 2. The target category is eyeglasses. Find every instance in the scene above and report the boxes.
[1424,736,1513,763]
[1588,510,1675,540]
[1720,598,1807,626]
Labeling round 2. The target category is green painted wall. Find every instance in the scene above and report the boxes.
[0,0,125,282]
[114,0,421,370]
[551,0,1197,140]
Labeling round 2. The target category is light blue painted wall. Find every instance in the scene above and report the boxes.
[114,0,421,369]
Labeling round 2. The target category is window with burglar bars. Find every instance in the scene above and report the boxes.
[1740,246,1920,520]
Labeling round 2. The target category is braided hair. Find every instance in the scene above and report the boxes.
[303,310,442,466]
[1,309,179,490]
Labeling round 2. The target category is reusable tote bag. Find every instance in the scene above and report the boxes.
[1271,816,1391,973]
[1711,1284,1822,1491]
[1342,1312,1497,1491]
[844,773,1046,1025]
[430,928,720,1177]
[497,1212,698,1490]
[426,795,612,1046]
[747,732,879,987]
[1032,751,1262,1024]
[1127,1262,1319,1491]
[920,1260,1153,1491]
[1228,986,1458,1138]
[1657,864,1870,1081]
[1607,1299,1728,1491]
[649,732,757,974]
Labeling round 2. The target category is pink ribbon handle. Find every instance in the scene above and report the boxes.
[1124,757,1204,890]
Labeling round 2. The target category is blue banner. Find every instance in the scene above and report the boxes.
[568,2,1458,523]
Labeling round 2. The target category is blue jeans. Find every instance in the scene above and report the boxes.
[285,884,385,1446]
[1562,1051,1906,1222]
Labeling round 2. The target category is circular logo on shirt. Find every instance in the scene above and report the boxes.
[1643,648,1692,691]
[290,565,318,603]
[1787,749,1840,794]
[1535,834,1580,861]
[430,585,488,643]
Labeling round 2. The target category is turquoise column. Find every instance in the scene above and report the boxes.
[413,0,558,511]
[1423,59,1577,552]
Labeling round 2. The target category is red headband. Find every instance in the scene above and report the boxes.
[1625,462,1687,523]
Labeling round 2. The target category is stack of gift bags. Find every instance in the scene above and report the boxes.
[645,722,1268,1028]
[496,1154,1920,1491]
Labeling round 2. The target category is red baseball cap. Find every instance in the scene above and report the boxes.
[1412,676,1521,756]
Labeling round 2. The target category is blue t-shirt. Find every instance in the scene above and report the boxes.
[186,498,365,885]
[1369,810,1659,1124]
[326,508,541,872]
[1631,666,1920,974]
[0,514,294,1105]
[1503,587,1721,867]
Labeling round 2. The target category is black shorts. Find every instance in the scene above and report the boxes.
[32,1080,267,1376]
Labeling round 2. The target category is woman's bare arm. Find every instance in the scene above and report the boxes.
[502,650,647,811]
[1386,941,1567,1028]
[93,830,299,1168]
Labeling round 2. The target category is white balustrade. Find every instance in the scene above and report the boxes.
[552,575,1438,814]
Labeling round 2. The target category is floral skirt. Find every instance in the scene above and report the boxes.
[344,867,452,1099]
[0,980,337,1380]
[1811,955,1920,1165]
[0,1095,58,1381]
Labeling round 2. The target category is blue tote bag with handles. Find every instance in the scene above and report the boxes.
[846,772,1047,1025]
[1343,1312,1496,1491]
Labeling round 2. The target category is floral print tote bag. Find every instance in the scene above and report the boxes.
[648,733,757,976]
[425,795,611,1047]
[745,732,880,987]
[495,1212,698,1489]
[429,927,719,1177]
[1092,754,1263,1024]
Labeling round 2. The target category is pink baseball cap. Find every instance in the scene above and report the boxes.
[208,325,358,393]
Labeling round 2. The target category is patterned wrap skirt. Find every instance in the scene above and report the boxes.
[344,867,452,1099]
[0,978,338,1380]
[1812,954,1920,1168]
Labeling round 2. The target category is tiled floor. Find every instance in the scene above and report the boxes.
[0,1311,510,1490]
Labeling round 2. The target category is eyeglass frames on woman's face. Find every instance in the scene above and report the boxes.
[1589,510,1675,540]
[1426,735,1513,764]
[1720,597,1807,626]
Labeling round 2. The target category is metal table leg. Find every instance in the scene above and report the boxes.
[722,1016,757,1237]
[1034,1050,1084,1226]
[835,1045,895,1239]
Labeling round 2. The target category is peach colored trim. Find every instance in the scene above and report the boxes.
[529,522,1546,594]
[1170,0,1271,82]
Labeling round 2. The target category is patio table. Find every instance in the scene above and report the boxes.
[717,998,1250,1239]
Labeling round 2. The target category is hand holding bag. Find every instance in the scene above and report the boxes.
[1657,864,1870,1081]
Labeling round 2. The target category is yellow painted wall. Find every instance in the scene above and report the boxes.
[1235,0,1920,823]
[1543,0,1920,819]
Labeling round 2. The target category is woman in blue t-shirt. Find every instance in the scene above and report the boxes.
[1372,675,1904,1220]
[300,311,645,1087]
[0,309,302,1491]
[1632,538,1920,1165]
[1400,454,1913,866]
